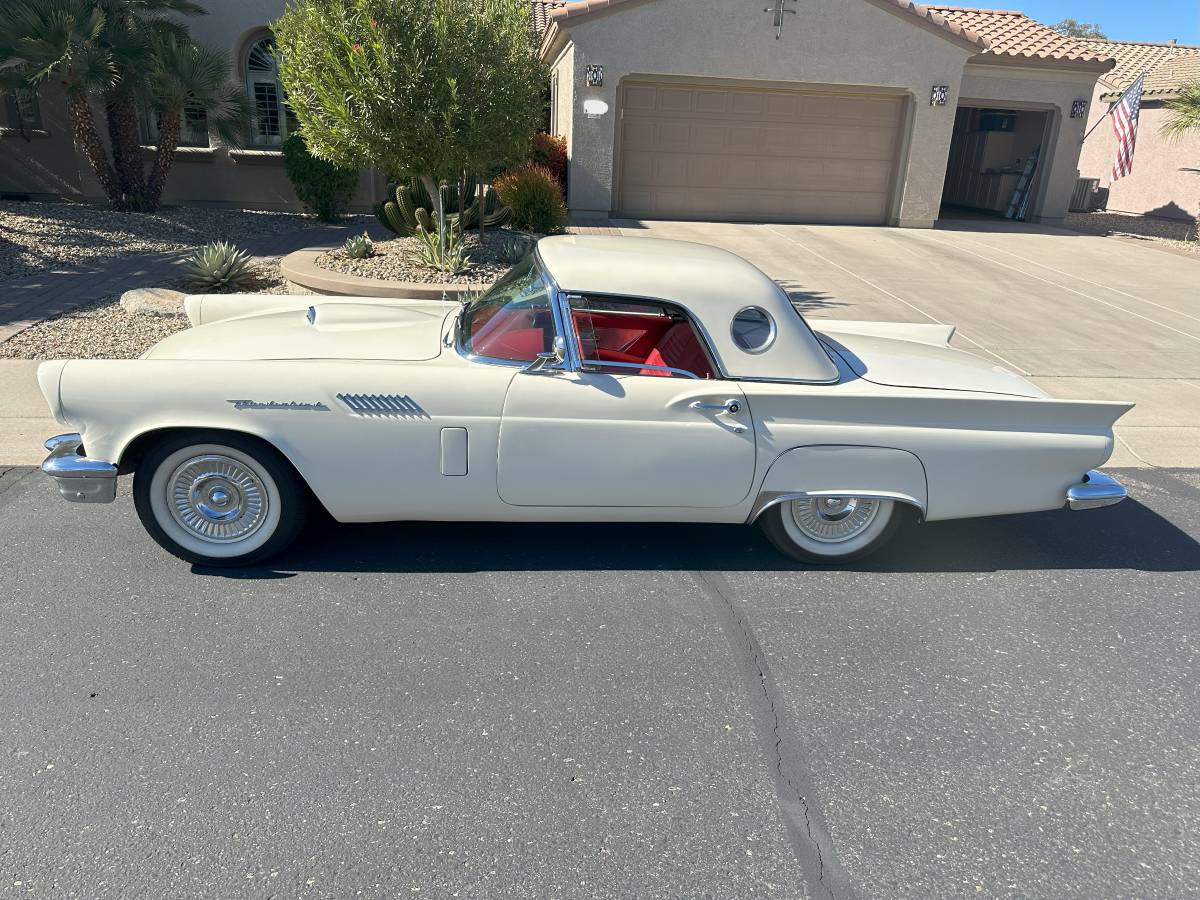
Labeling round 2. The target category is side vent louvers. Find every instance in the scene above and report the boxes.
[336,393,428,418]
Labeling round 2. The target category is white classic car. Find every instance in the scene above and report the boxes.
[38,235,1130,566]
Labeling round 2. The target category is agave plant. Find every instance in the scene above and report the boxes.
[182,241,254,292]
[342,231,373,260]
[404,226,470,276]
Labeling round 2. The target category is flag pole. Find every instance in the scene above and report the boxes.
[1081,71,1146,144]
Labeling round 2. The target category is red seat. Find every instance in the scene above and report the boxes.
[641,323,713,378]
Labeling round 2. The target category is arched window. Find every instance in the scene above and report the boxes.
[244,35,294,146]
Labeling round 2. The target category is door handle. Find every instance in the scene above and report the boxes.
[690,399,741,414]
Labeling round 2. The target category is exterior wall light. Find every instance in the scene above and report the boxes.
[583,98,609,119]
[1071,100,1088,118]
[585,65,604,87]
[930,85,949,107]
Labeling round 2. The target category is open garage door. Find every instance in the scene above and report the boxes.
[617,81,905,225]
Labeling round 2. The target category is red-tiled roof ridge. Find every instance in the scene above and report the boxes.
[537,0,989,52]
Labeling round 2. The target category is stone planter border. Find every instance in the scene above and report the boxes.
[281,248,497,299]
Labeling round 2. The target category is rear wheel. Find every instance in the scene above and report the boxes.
[133,432,307,566]
[760,496,904,565]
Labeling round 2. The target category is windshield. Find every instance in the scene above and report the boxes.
[459,254,555,363]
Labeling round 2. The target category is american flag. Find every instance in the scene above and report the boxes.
[1109,74,1145,181]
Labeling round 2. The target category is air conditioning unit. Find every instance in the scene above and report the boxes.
[1070,177,1100,212]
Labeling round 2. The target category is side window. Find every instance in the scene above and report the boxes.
[3,89,42,133]
[569,295,716,379]
[244,35,296,147]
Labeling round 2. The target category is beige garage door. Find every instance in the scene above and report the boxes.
[618,82,905,224]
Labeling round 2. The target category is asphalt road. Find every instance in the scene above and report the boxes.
[2,466,1198,899]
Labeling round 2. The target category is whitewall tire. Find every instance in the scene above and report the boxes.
[133,433,307,566]
[760,496,905,565]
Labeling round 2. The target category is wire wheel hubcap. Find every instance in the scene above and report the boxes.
[789,497,880,544]
[167,454,268,543]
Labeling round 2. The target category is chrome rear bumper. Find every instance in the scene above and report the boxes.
[1067,470,1126,511]
[42,433,117,503]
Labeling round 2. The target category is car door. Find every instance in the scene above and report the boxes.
[496,294,755,508]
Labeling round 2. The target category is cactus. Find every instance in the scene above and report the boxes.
[373,176,511,237]
[182,241,254,292]
[342,231,373,260]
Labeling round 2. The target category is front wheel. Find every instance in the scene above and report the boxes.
[759,496,905,565]
[133,433,307,566]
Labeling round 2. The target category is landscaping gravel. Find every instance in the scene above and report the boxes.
[317,230,534,285]
[1065,211,1199,256]
[0,261,288,360]
[0,201,346,282]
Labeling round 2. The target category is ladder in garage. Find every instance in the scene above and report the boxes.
[1005,146,1040,221]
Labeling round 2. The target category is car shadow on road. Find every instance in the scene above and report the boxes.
[195,497,1199,578]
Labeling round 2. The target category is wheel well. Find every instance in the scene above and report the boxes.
[117,427,328,515]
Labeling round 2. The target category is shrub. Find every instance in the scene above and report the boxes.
[530,133,567,192]
[182,241,254,292]
[342,232,373,259]
[281,133,359,222]
[404,226,471,275]
[494,164,568,234]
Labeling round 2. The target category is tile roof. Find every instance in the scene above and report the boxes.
[532,2,1113,70]
[532,0,990,52]
[921,7,1112,63]
[1076,37,1200,100]
[530,0,569,35]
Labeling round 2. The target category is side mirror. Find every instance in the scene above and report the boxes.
[522,336,567,374]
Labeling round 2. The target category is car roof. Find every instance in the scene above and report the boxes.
[536,235,838,382]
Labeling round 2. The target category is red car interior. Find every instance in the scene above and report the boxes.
[465,302,715,378]
[467,305,555,362]
[572,308,715,378]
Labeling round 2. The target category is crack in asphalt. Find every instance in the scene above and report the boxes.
[0,466,36,507]
[695,570,854,900]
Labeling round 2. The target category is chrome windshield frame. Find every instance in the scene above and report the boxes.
[454,251,570,370]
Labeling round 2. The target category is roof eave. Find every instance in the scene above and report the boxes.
[965,54,1115,75]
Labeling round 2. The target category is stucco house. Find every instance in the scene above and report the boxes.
[2,0,1122,229]
[540,1,1114,226]
[1076,37,1200,221]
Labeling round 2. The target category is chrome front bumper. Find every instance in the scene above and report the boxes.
[42,433,117,503]
[1067,470,1127,511]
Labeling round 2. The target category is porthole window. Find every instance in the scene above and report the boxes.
[731,307,775,353]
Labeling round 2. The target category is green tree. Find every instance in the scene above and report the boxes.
[0,0,250,211]
[274,0,546,245]
[1161,83,1200,139]
[1053,18,1107,39]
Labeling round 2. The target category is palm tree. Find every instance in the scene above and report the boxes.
[1161,83,1200,140]
[0,0,250,211]
[144,37,252,207]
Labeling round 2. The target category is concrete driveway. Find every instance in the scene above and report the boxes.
[604,217,1200,468]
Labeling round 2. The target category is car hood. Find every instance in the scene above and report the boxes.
[811,320,1045,399]
[143,300,453,362]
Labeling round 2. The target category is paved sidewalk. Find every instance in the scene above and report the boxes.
[0,223,362,344]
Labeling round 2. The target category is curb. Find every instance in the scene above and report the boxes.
[281,249,498,300]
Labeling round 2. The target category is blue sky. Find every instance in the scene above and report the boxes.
[1012,1,1199,44]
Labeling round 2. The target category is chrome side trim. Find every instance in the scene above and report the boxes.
[579,359,700,379]
[748,489,926,523]
[337,393,429,418]
[41,433,118,504]
[1067,470,1126,510]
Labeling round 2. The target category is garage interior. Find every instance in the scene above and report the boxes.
[941,105,1050,220]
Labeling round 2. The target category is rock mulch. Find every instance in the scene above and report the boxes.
[0,261,287,361]
[316,230,534,285]
[0,201,361,282]
[1064,211,1199,256]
